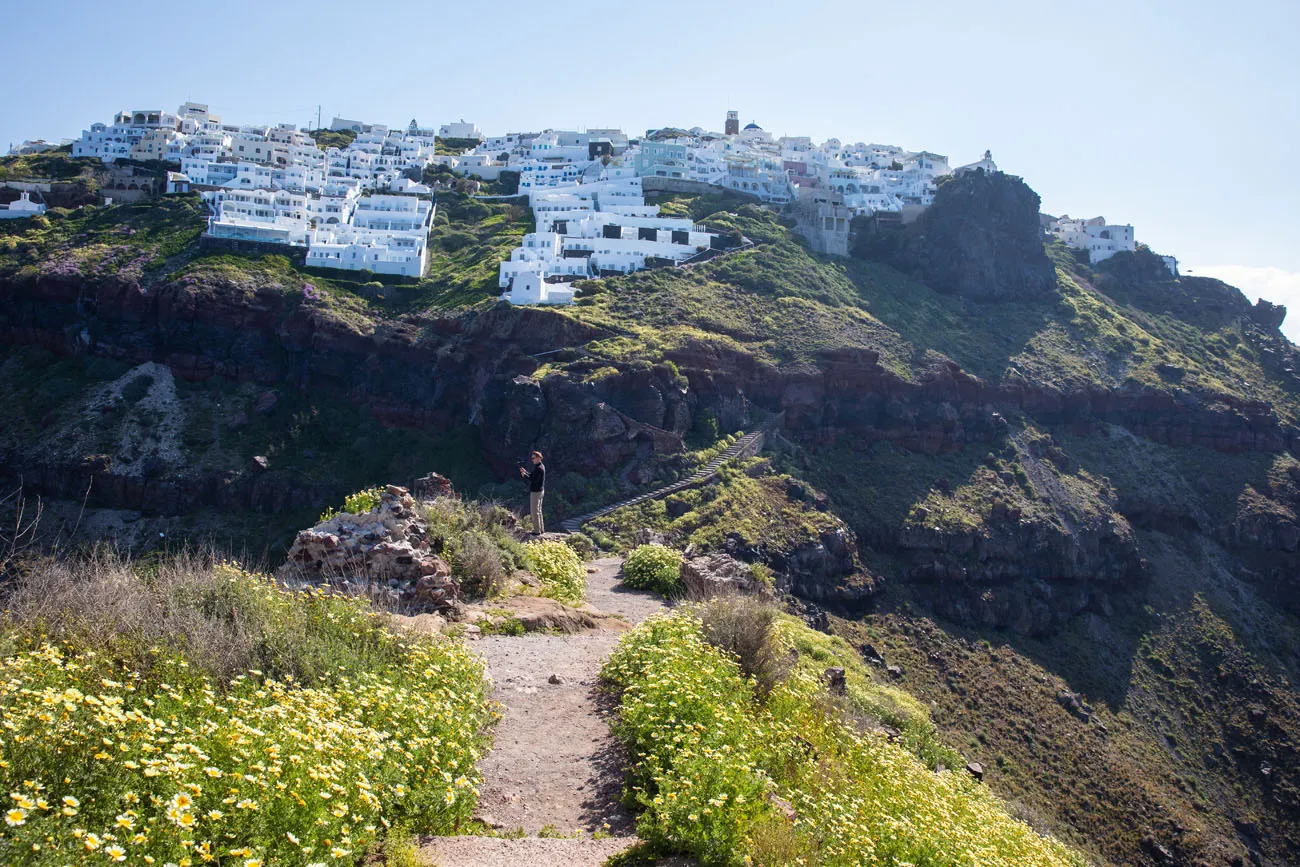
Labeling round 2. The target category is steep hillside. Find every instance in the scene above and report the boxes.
[1,172,1299,864]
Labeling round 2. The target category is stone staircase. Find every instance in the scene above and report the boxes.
[561,428,768,534]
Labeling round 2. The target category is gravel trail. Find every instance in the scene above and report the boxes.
[422,557,665,866]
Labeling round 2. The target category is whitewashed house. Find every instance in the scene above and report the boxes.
[0,192,47,219]
[304,194,433,278]
[1049,216,1137,264]
[73,108,182,162]
[204,188,312,245]
[499,176,715,306]
[439,120,482,140]
[8,140,67,155]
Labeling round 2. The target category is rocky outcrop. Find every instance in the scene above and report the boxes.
[279,484,460,611]
[856,170,1056,300]
[781,527,877,608]
[680,553,770,598]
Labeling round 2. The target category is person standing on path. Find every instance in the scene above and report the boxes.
[519,450,546,535]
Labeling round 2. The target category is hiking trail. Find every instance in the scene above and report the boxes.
[421,556,669,866]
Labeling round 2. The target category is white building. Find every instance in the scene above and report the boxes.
[499,176,716,305]
[72,108,182,162]
[955,150,998,175]
[304,194,434,278]
[7,140,67,156]
[203,188,312,245]
[439,120,482,140]
[1049,215,1136,264]
[0,191,47,219]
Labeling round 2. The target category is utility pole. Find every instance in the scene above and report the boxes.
[317,105,322,132]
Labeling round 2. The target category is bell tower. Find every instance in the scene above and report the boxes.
[725,110,739,136]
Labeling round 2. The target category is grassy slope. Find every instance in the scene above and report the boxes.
[587,458,845,555]
[507,197,1300,436]
[0,146,101,182]
[604,607,1086,866]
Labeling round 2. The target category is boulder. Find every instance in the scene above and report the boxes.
[254,390,278,415]
[278,480,464,611]
[414,472,455,499]
[633,528,666,546]
[680,553,769,598]
[1056,689,1093,722]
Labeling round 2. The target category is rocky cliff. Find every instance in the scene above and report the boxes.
[854,169,1058,299]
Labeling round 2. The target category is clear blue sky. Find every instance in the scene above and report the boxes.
[6,0,1299,329]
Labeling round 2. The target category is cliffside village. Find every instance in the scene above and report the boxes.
[3,104,1177,302]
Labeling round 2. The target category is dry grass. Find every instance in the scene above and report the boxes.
[451,529,509,597]
[694,593,791,696]
[0,547,408,686]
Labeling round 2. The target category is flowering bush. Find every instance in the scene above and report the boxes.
[343,487,385,515]
[524,540,585,605]
[602,611,1085,867]
[622,544,683,596]
[317,487,386,523]
[0,565,494,866]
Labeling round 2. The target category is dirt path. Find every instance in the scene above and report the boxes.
[422,837,640,867]
[423,557,665,865]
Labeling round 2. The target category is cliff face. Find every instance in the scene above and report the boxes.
[856,170,1058,300]
[4,246,1299,601]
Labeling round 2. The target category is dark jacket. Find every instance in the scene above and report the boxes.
[525,462,546,492]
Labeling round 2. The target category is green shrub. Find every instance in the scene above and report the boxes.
[478,615,526,636]
[524,540,586,605]
[344,486,384,514]
[564,532,597,561]
[622,543,683,596]
[696,595,789,696]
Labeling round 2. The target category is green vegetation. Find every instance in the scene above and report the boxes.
[0,146,98,182]
[621,543,684,596]
[434,136,482,155]
[590,460,842,557]
[602,607,1084,866]
[834,582,1300,867]
[0,195,207,277]
[423,192,532,307]
[523,539,586,605]
[319,486,386,522]
[421,498,529,598]
[563,531,598,560]
[307,128,358,150]
[476,611,527,636]
[0,552,493,865]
